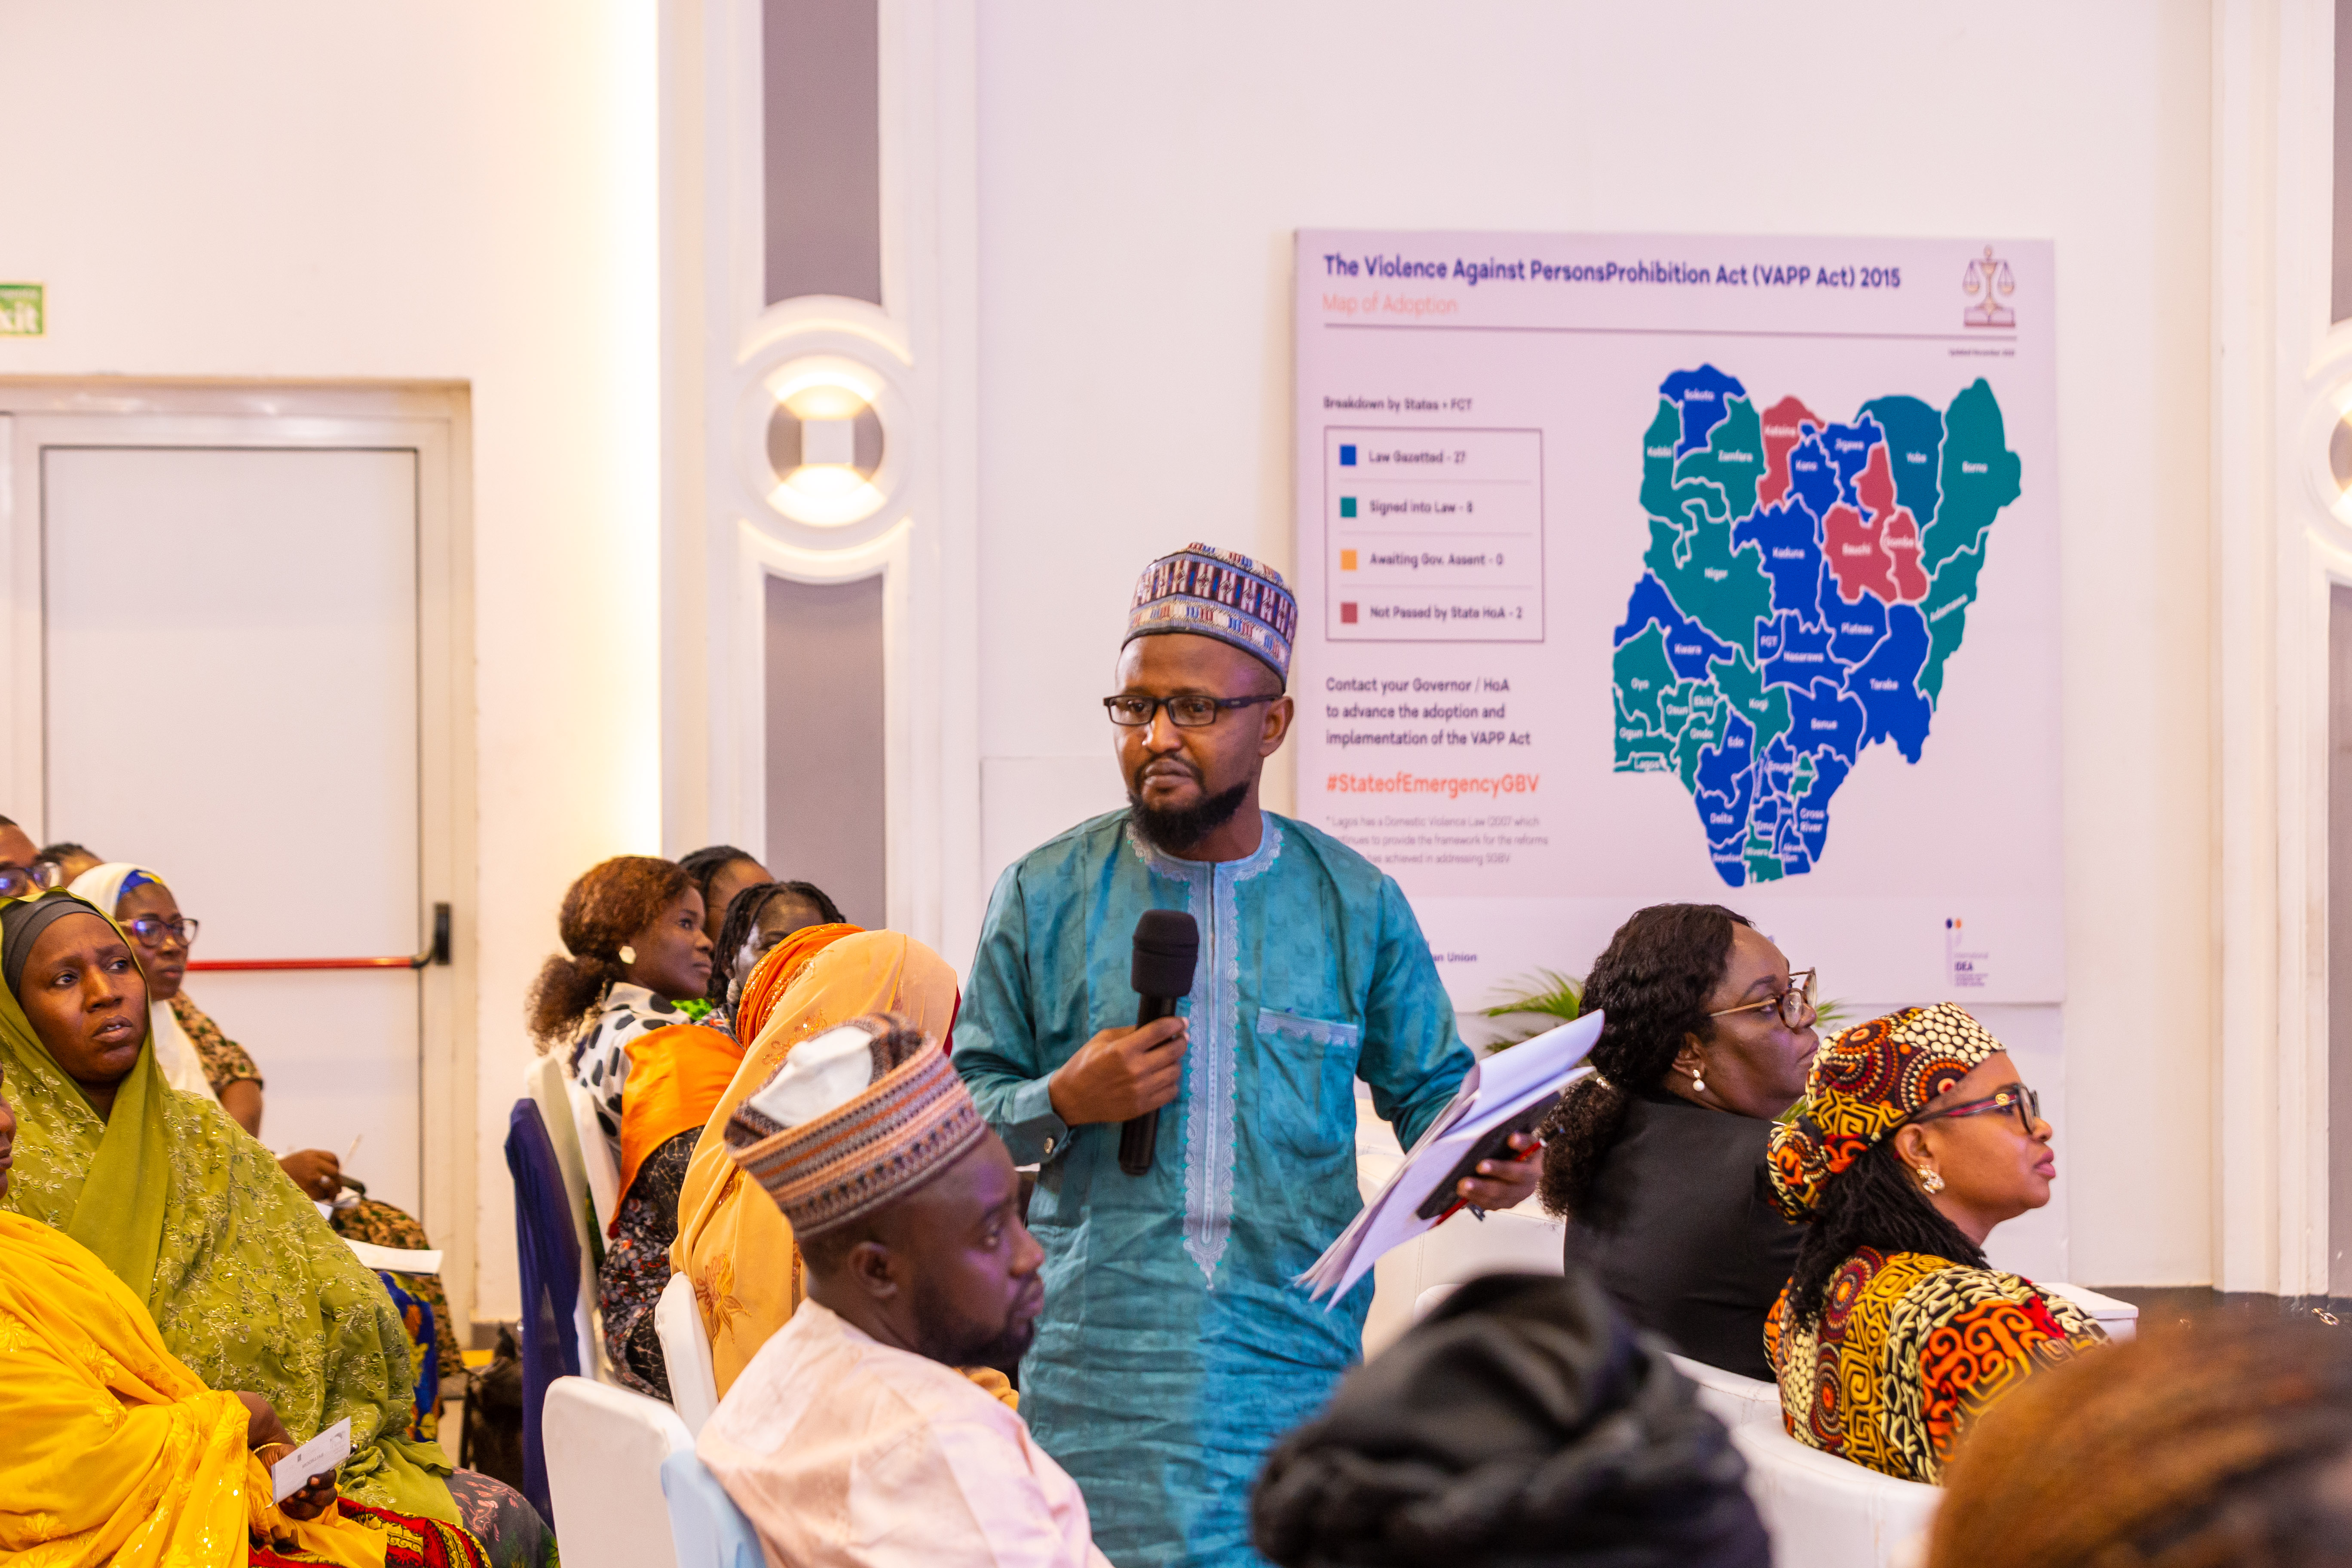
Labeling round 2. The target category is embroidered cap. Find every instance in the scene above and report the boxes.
[1125,543,1298,683]
[723,1011,987,1237]
[1767,1003,2005,1221]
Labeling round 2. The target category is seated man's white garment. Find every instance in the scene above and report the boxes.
[699,1298,1111,1568]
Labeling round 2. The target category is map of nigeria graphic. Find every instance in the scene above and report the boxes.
[1612,365,2021,887]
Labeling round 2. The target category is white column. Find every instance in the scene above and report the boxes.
[661,0,981,960]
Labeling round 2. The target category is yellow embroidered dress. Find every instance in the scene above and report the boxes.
[1764,1246,2104,1483]
[0,1208,386,1568]
[0,901,454,1524]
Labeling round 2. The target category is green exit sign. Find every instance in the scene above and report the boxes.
[0,284,45,337]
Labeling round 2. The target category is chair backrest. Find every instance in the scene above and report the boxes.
[568,1073,622,1246]
[1729,1420,1941,1568]
[523,1052,611,1381]
[657,1270,722,1436]
[542,1375,694,1568]
[2041,1280,2141,1342]
[1666,1352,1782,1431]
[504,1098,585,1522]
[660,1449,766,1568]
[523,1053,597,1262]
[1370,1204,1566,1356]
[1663,1351,1940,1565]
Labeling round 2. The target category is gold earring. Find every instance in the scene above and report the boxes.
[1916,1166,1944,1194]
[618,945,637,965]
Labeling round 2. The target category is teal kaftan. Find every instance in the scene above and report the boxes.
[954,809,1473,1568]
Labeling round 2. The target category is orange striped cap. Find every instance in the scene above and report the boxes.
[722,1022,986,1237]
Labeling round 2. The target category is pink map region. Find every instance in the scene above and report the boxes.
[1755,395,1819,510]
[1827,441,1927,604]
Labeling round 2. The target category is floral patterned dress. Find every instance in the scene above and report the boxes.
[172,992,464,1428]
[597,1130,697,1400]
[1765,1246,2106,1482]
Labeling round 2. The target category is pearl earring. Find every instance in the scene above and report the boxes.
[618,945,637,965]
[1691,1070,1706,1094]
[1916,1166,1944,1194]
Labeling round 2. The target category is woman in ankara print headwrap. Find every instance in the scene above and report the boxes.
[1764,1003,2107,1484]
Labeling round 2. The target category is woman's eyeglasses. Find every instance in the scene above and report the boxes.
[1909,1082,2041,1136]
[1708,968,1818,1029]
[125,915,199,948]
[0,861,67,900]
[1103,694,1278,728]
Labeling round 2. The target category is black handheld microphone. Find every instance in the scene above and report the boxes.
[1118,908,1199,1176]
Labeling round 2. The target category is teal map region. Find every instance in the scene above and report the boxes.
[1611,366,2021,886]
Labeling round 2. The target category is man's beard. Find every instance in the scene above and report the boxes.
[911,1283,1038,1375]
[1129,775,1251,854]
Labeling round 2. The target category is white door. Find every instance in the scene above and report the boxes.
[45,445,424,1210]
[1,392,472,1311]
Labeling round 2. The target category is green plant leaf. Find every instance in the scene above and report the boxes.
[1477,968,1586,1050]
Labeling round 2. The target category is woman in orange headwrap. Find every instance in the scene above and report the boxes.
[669,926,960,1396]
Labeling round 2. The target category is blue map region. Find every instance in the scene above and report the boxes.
[1611,365,2022,886]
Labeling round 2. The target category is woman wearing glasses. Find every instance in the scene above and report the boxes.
[1538,903,1818,1381]
[1764,1004,2104,1483]
[66,861,465,1433]
[65,863,229,1105]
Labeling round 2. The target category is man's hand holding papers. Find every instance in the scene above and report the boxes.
[1297,1013,1603,1305]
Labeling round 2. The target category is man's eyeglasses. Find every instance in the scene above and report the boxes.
[1908,1083,2041,1137]
[1103,694,1278,729]
[125,915,199,949]
[0,861,66,900]
[1708,968,1817,1029]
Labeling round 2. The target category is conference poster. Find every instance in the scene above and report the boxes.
[1292,230,2061,1022]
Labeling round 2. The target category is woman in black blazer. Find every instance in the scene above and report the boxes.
[1539,903,1819,1381]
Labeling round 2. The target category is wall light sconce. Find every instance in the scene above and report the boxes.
[763,367,889,525]
[2315,391,2352,533]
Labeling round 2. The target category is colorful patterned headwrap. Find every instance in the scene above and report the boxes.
[723,1011,987,1238]
[1767,1003,2005,1221]
[1125,542,1298,683]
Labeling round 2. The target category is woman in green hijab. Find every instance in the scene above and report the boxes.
[0,891,554,1568]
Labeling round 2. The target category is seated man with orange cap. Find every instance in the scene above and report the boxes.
[698,1013,1108,1568]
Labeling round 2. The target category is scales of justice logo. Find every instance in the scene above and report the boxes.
[1962,245,2016,328]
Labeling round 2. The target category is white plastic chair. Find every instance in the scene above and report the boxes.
[522,1054,612,1381]
[1663,1353,1938,1567]
[2042,1280,2140,1341]
[542,1375,694,1568]
[657,1270,722,1435]
[1666,1352,1782,1430]
[660,1449,764,1568]
[523,1052,593,1251]
[1731,1420,1941,1568]
[568,1075,622,1245]
[1367,1200,1565,1356]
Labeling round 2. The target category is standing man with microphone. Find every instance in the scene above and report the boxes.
[954,544,1540,1568]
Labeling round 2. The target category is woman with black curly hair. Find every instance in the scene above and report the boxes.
[1537,903,1816,1380]
[676,844,772,946]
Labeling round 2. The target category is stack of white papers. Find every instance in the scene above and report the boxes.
[345,1239,444,1275]
[1297,1013,1603,1306]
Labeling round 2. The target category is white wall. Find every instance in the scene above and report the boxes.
[0,0,662,1321]
[0,0,2224,1303]
[974,0,2217,1286]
